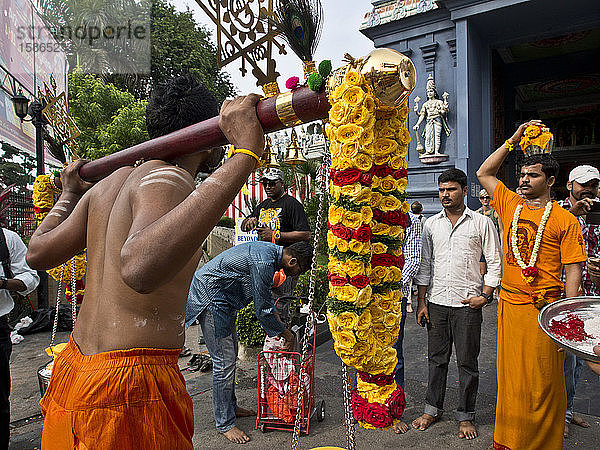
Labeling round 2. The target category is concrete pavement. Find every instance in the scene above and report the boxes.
[8,305,600,449]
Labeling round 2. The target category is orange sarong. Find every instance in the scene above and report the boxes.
[493,299,565,450]
[40,336,193,449]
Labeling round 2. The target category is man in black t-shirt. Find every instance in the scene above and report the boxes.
[241,168,311,322]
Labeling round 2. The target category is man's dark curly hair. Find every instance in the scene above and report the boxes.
[519,154,560,180]
[146,74,219,139]
[438,167,468,188]
[286,241,313,274]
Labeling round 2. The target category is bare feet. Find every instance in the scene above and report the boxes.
[235,406,256,417]
[221,426,250,444]
[412,414,437,431]
[572,414,591,428]
[393,420,410,434]
[458,420,477,440]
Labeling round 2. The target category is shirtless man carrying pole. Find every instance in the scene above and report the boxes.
[26,75,285,448]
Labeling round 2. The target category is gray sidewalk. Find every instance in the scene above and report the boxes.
[8,305,600,449]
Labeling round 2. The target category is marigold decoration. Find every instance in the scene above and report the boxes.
[326,68,409,429]
[33,174,87,303]
[518,124,553,155]
[510,201,553,285]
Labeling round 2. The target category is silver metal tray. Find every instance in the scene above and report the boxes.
[538,296,600,363]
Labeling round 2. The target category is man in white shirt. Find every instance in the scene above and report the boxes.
[0,226,39,446]
[411,168,501,441]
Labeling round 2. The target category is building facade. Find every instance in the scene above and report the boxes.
[361,0,600,212]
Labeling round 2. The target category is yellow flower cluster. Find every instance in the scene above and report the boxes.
[47,253,87,283]
[32,175,56,223]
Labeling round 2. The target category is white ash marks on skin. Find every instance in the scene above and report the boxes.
[47,212,63,218]
[139,178,187,192]
[201,177,226,188]
[147,168,195,189]
[56,199,71,206]
[53,205,68,212]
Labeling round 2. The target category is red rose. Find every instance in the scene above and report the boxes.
[397,254,405,270]
[362,402,393,428]
[333,168,362,186]
[371,253,397,267]
[358,370,395,387]
[372,165,391,178]
[359,171,373,186]
[372,209,383,221]
[387,388,406,419]
[349,275,370,289]
[392,168,408,179]
[351,388,366,421]
[331,223,353,241]
[522,267,539,277]
[328,274,348,286]
[353,224,373,242]
[384,211,407,227]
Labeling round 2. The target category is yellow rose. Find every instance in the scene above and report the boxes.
[344,70,361,86]
[372,222,391,235]
[389,155,405,169]
[348,105,370,126]
[348,239,364,254]
[336,238,349,253]
[384,313,399,328]
[340,141,360,159]
[341,183,362,199]
[378,298,393,312]
[329,102,348,126]
[380,176,397,193]
[373,138,398,157]
[389,117,403,130]
[361,206,373,223]
[354,188,372,204]
[381,347,397,368]
[336,157,353,170]
[397,144,408,158]
[359,128,374,146]
[330,184,341,200]
[336,123,363,143]
[338,311,359,330]
[371,242,387,254]
[383,268,396,283]
[344,260,365,277]
[330,141,342,158]
[376,105,396,120]
[342,86,365,107]
[355,327,373,343]
[369,192,383,208]
[363,96,376,113]
[401,201,410,214]
[354,152,373,172]
[353,341,371,356]
[329,284,339,297]
[377,126,396,139]
[389,266,402,282]
[338,285,359,303]
[373,323,387,334]
[328,205,344,224]
[327,312,340,333]
[342,211,363,229]
[327,231,337,249]
[396,178,408,193]
[364,115,376,131]
[388,226,404,238]
[328,258,344,275]
[380,196,401,211]
[370,304,385,321]
[325,123,337,141]
[371,176,381,190]
[356,309,372,330]
[398,127,411,145]
[331,83,348,101]
[356,285,372,308]
[397,105,409,121]
[337,330,357,351]
[373,153,391,165]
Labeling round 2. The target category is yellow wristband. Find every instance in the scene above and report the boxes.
[233,147,261,164]
[504,139,514,152]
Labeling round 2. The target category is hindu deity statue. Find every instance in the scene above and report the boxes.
[413,74,451,159]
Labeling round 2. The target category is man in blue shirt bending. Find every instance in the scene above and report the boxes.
[185,240,312,444]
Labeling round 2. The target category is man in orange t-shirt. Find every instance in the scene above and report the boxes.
[477,120,586,450]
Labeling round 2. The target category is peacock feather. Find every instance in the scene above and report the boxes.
[268,0,323,62]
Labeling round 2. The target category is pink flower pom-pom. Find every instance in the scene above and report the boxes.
[286,76,300,90]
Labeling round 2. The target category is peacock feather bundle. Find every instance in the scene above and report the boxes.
[268,0,323,62]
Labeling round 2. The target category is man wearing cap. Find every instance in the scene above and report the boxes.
[241,168,311,322]
[559,164,600,437]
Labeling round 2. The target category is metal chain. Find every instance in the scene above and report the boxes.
[49,264,66,350]
[342,362,356,450]
[291,142,331,450]
[70,259,77,327]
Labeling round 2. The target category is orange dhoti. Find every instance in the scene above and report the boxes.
[493,299,565,450]
[40,336,194,449]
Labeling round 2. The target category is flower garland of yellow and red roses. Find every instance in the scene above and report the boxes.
[32,174,86,303]
[325,68,410,429]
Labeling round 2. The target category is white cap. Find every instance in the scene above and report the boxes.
[259,168,284,181]
[569,165,600,184]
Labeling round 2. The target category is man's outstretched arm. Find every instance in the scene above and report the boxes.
[477,120,542,199]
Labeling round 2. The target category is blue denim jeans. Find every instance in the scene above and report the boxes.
[198,308,238,433]
[392,298,408,389]
[564,351,585,423]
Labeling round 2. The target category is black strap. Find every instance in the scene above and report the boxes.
[0,229,13,279]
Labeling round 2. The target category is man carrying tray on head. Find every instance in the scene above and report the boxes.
[26,75,270,449]
[477,120,587,450]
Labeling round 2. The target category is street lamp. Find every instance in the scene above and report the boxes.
[10,88,49,308]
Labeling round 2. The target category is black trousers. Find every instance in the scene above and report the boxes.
[425,303,482,422]
[0,315,11,448]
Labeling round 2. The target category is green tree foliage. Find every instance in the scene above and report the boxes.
[68,71,148,160]
[0,143,36,193]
